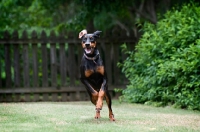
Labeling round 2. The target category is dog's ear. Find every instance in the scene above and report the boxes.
[93,31,102,39]
[79,29,87,39]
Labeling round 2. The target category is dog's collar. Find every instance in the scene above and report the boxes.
[84,51,100,64]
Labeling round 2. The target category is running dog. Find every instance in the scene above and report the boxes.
[79,29,115,121]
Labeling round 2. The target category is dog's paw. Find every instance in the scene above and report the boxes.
[109,114,115,121]
[94,109,101,119]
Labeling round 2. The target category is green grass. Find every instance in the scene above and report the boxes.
[0,100,200,132]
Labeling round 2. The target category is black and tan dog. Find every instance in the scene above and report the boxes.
[79,29,115,121]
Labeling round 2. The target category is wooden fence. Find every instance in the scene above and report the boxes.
[0,30,135,102]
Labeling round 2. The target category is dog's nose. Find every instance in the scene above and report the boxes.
[85,43,90,47]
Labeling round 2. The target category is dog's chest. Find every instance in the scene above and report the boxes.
[85,66,104,78]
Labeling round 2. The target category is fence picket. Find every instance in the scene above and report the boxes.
[50,31,57,87]
[5,44,12,88]
[22,31,30,87]
[33,93,40,102]
[59,42,67,86]
[52,93,58,101]
[25,93,31,102]
[43,93,49,101]
[4,31,12,88]
[41,31,48,87]
[113,43,120,85]
[32,31,39,87]
[0,59,1,87]
[61,93,67,101]
[13,31,21,87]
[68,44,76,86]
[104,43,112,84]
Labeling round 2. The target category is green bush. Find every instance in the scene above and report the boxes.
[120,4,200,110]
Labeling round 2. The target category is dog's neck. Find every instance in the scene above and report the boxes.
[84,48,99,61]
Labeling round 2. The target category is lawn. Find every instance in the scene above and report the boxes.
[0,100,200,132]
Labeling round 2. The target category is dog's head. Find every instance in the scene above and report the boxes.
[79,29,101,54]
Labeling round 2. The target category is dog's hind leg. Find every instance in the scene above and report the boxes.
[105,90,115,121]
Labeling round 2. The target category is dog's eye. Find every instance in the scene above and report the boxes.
[82,38,87,43]
[90,37,95,42]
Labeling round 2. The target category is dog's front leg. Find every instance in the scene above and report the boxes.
[96,78,107,110]
[80,78,98,105]
[80,78,101,119]
[94,78,107,120]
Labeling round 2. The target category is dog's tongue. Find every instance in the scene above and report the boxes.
[85,47,92,54]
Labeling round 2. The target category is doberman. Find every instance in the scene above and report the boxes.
[79,29,115,121]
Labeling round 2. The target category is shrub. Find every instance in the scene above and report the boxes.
[120,4,200,110]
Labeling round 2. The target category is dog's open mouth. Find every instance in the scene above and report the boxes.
[85,47,93,54]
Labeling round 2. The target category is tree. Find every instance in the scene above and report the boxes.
[1,0,195,38]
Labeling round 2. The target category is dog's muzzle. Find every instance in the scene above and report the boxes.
[85,43,90,48]
[84,44,93,54]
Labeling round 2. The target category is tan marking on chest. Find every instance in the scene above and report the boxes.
[85,70,94,77]
[85,66,104,77]
[96,66,104,75]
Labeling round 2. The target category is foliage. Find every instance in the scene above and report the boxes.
[75,0,196,31]
[0,0,81,36]
[0,0,195,36]
[0,0,51,34]
[119,3,200,110]
[74,0,134,31]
